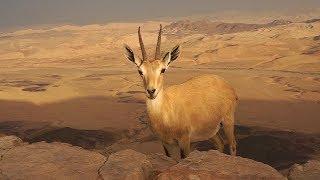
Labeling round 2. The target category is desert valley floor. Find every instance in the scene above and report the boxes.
[0,19,319,170]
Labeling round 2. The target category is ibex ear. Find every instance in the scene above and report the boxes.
[163,52,171,67]
[124,44,142,66]
[163,45,180,66]
[170,45,180,61]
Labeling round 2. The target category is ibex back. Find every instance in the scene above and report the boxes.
[124,25,238,159]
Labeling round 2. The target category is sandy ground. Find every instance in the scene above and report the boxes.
[0,19,319,170]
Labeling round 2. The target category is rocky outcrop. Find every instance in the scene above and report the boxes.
[0,136,106,180]
[147,153,177,176]
[0,135,23,152]
[98,149,153,180]
[288,160,320,180]
[98,150,177,180]
[0,136,176,180]
[4,135,313,180]
[158,150,285,180]
[0,135,24,179]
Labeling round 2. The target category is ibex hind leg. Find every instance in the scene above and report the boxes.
[209,131,224,153]
[222,115,237,156]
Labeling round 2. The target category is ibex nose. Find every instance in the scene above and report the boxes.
[147,88,156,95]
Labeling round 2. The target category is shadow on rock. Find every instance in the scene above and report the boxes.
[0,121,122,150]
[1,121,320,171]
[195,125,320,170]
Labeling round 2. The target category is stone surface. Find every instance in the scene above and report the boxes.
[0,135,23,150]
[0,141,106,180]
[0,136,293,180]
[99,149,153,180]
[147,153,177,178]
[288,160,320,180]
[158,150,285,180]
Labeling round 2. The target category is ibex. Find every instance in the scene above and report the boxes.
[124,25,238,159]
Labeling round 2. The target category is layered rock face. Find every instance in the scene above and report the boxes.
[1,135,319,180]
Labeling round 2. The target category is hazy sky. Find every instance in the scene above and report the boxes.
[0,0,319,30]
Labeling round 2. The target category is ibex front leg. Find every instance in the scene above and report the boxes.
[162,141,176,158]
[178,136,190,159]
[162,142,171,157]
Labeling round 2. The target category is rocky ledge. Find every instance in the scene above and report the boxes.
[0,135,319,180]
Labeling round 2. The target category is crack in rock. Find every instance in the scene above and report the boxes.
[97,159,108,180]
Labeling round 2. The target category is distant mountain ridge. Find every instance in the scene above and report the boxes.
[304,18,320,23]
[163,19,293,35]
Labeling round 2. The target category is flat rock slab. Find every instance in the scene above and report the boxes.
[99,149,153,180]
[147,153,177,176]
[0,141,106,180]
[158,150,285,180]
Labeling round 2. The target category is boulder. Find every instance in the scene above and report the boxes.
[158,150,285,180]
[0,135,23,150]
[0,141,106,180]
[99,149,153,180]
[288,160,320,180]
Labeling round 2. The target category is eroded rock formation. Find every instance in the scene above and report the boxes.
[1,135,319,180]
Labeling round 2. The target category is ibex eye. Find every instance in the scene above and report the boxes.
[138,70,143,75]
[161,69,166,74]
